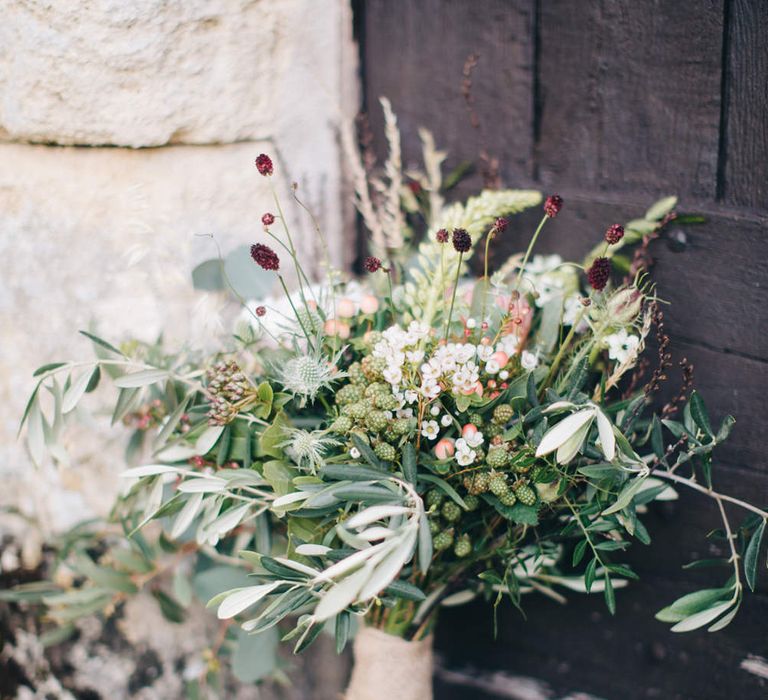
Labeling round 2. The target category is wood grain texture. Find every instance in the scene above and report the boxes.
[721,0,768,208]
[362,0,535,189]
[537,0,724,200]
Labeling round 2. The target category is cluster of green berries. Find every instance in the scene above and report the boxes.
[425,490,475,558]
[206,360,250,425]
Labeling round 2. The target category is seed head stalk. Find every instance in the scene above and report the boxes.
[514,214,549,291]
[443,252,464,342]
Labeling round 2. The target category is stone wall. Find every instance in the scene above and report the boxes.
[0,0,357,538]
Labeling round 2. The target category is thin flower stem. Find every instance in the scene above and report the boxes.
[479,230,494,334]
[443,252,464,342]
[514,214,549,291]
[653,469,768,521]
[385,271,396,322]
[542,306,588,393]
[279,276,315,351]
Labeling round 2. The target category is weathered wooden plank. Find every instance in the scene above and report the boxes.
[362,0,535,188]
[537,0,724,200]
[435,581,768,699]
[721,0,768,209]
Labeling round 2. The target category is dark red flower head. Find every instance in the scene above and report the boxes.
[255,153,274,176]
[363,256,383,273]
[250,243,280,271]
[544,194,563,218]
[452,228,472,253]
[587,257,611,291]
[435,228,449,244]
[605,224,624,245]
[261,212,275,227]
[493,217,508,233]
[255,305,267,317]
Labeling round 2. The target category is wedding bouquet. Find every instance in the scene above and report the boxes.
[13,106,766,699]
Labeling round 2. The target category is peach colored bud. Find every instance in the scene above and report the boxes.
[307,300,318,311]
[324,319,351,339]
[461,423,479,439]
[434,438,455,460]
[491,351,509,367]
[360,295,380,314]
[336,298,356,318]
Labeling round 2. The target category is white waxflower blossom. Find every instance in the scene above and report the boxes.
[406,349,425,364]
[497,335,520,356]
[456,448,477,466]
[521,351,539,371]
[604,330,641,364]
[499,370,510,380]
[383,366,403,386]
[396,408,414,419]
[404,390,418,404]
[350,447,361,459]
[466,318,477,329]
[440,414,453,427]
[421,420,440,440]
[485,359,500,374]
[463,430,484,448]
[476,344,494,361]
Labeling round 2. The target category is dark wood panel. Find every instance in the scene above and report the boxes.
[362,0,535,187]
[435,580,768,700]
[537,0,724,200]
[721,0,768,209]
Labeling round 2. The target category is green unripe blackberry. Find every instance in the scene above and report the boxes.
[514,482,537,506]
[463,494,480,511]
[489,472,510,498]
[442,501,461,523]
[348,401,370,420]
[366,410,389,432]
[426,490,444,509]
[483,423,503,438]
[486,445,510,469]
[348,362,367,385]
[337,383,364,405]
[361,355,386,380]
[433,528,455,551]
[454,534,472,558]
[364,331,383,347]
[428,518,441,535]
[375,393,399,411]
[391,418,412,436]
[330,415,353,433]
[474,447,486,462]
[499,492,517,506]
[374,442,397,462]
[472,470,491,494]
[467,413,484,427]
[364,382,388,399]
[492,403,514,425]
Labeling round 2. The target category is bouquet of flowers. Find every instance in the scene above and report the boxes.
[13,108,767,699]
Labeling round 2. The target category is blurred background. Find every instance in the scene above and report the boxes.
[1,1,766,699]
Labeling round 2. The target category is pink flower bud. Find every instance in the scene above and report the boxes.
[491,351,509,367]
[336,298,356,318]
[434,438,455,460]
[324,319,351,339]
[360,295,380,314]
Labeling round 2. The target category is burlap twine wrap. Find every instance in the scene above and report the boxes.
[345,626,434,700]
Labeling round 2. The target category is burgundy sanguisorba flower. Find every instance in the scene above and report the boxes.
[452,228,472,253]
[587,256,611,291]
[255,305,267,317]
[363,256,382,273]
[544,194,563,218]
[605,223,625,245]
[255,153,274,176]
[435,228,449,243]
[262,212,275,227]
[250,243,280,271]
[493,217,508,233]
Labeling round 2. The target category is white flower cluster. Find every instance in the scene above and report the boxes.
[604,329,641,364]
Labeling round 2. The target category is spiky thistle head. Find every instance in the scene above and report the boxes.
[278,427,339,473]
[276,349,345,406]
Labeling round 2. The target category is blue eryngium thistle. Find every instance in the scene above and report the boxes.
[278,427,339,473]
[275,347,346,407]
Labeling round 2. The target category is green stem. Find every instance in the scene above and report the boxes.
[479,231,494,335]
[385,271,397,323]
[514,214,549,291]
[279,276,315,351]
[541,306,588,393]
[443,253,464,342]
